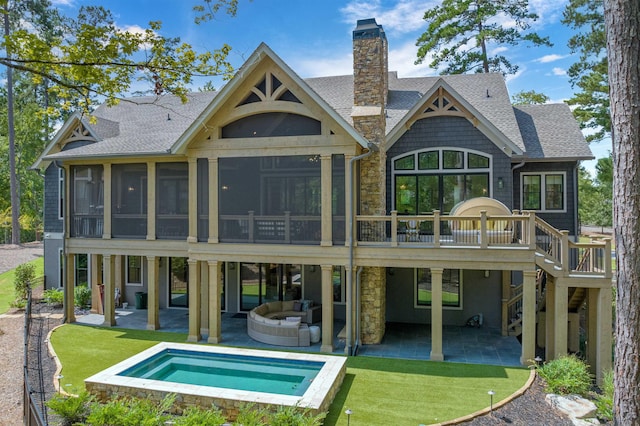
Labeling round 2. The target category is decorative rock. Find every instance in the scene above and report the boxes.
[546,394,599,425]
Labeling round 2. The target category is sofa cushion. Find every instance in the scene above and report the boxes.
[255,305,269,316]
[249,310,257,319]
[282,300,295,311]
[285,316,301,324]
[254,314,265,323]
[280,320,299,328]
[266,301,282,313]
[263,317,280,325]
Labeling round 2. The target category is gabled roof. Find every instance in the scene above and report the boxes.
[514,104,594,161]
[170,43,371,154]
[32,112,102,169]
[42,92,217,162]
[40,45,589,164]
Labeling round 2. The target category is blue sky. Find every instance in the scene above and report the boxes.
[53,0,610,173]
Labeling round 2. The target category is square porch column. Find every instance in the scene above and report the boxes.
[187,259,201,342]
[102,255,116,326]
[587,287,612,385]
[64,253,76,323]
[187,159,198,243]
[208,158,219,244]
[321,265,334,353]
[146,256,160,330]
[320,155,332,246]
[553,278,568,359]
[146,161,156,240]
[430,268,444,361]
[520,270,537,364]
[90,254,101,314]
[207,260,222,344]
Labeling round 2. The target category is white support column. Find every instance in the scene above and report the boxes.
[588,287,612,385]
[545,278,556,359]
[187,158,198,243]
[146,161,156,240]
[321,265,334,353]
[102,164,111,239]
[553,278,568,359]
[320,155,332,246]
[64,253,76,323]
[430,268,444,361]
[102,255,116,326]
[521,270,537,364]
[208,260,222,344]
[146,256,160,330]
[208,158,219,244]
[90,254,101,314]
[187,259,201,342]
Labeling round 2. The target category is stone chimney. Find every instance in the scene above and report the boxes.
[352,18,388,346]
[353,18,388,108]
[352,17,387,217]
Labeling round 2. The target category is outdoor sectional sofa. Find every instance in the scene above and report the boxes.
[247,300,320,346]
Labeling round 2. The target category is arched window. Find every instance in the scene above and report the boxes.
[392,148,492,214]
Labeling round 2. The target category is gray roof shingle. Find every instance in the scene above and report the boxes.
[46,69,590,162]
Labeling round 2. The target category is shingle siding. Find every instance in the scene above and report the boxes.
[513,161,579,235]
[385,116,513,213]
[43,163,62,233]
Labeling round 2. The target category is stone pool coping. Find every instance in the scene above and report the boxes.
[84,342,347,419]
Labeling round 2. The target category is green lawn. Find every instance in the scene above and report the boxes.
[0,257,44,314]
[51,324,530,425]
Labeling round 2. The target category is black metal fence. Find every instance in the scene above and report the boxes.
[23,281,63,426]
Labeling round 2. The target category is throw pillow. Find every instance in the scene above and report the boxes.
[293,301,302,312]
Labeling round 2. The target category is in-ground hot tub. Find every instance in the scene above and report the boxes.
[85,342,346,419]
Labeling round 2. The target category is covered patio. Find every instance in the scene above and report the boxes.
[75,308,523,367]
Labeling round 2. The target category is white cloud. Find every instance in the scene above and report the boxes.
[389,40,437,77]
[552,67,567,76]
[294,54,353,78]
[491,46,509,55]
[340,0,436,34]
[51,0,74,6]
[536,54,566,63]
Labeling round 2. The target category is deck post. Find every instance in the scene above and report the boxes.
[146,161,156,240]
[321,265,334,353]
[521,270,537,364]
[207,260,222,344]
[430,268,444,361]
[146,256,160,330]
[102,254,115,326]
[187,259,201,342]
[553,278,568,359]
[208,158,219,243]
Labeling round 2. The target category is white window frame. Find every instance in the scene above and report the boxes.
[413,268,463,311]
[520,171,567,213]
[126,255,144,286]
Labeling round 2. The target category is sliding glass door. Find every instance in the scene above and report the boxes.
[240,263,301,311]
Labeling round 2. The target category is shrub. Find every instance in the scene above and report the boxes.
[74,286,92,309]
[267,405,327,426]
[13,263,35,304]
[43,288,64,307]
[595,369,614,421]
[537,354,592,396]
[46,390,93,426]
[86,394,174,426]
[172,405,226,425]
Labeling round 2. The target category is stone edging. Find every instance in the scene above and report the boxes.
[45,326,537,421]
[47,324,75,397]
[435,368,537,425]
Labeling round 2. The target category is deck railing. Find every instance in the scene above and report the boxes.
[355,210,534,248]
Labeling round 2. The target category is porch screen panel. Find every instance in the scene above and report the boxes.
[197,158,209,242]
[70,165,104,238]
[332,154,345,244]
[218,155,321,244]
[156,162,188,239]
[112,164,147,238]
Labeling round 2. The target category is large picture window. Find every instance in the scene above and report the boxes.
[393,149,491,214]
[521,172,565,212]
[416,269,461,308]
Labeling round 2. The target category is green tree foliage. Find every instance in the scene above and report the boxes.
[512,90,550,105]
[415,0,551,75]
[1,3,233,115]
[13,262,35,304]
[562,0,609,143]
[578,156,613,229]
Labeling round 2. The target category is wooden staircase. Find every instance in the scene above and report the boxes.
[504,217,610,337]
